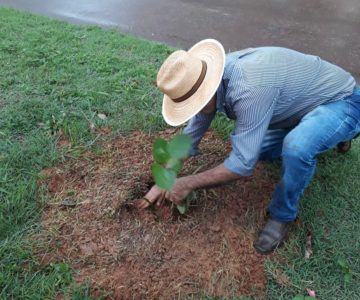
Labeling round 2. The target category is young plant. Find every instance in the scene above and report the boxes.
[151,133,192,214]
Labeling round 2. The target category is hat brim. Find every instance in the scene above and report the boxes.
[162,39,225,126]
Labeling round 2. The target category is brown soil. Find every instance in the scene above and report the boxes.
[35,129,278,299]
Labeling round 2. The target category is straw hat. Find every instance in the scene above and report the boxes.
[157,39,225,126]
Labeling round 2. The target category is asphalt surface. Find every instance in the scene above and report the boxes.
[1,0,359,80]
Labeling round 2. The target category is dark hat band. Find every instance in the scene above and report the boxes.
[171,60,207,103]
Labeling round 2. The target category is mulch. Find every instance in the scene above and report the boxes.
[34,129,279,299]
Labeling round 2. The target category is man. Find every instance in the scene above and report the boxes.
[140,39,360,254]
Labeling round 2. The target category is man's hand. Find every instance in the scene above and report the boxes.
[135,185,166,209]
[164,178,192,205]
[136,178,193,209]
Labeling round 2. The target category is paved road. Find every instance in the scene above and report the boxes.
[1,0,359,80]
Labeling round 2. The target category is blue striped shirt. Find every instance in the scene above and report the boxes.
[183,47,356,176]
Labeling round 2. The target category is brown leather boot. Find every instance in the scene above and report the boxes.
[254,219,291,254]
[336,140,352,153]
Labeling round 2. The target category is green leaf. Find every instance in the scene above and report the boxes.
[166,134,192,159]
[337,257,348,269]
[153,138,170,164]
[176,192,196,215]
[176,203,188,214]
[168,158,183,174]
[305,297,316,300]
[151,163,176,191]
[344,272,352,283]
[292,295,305,300]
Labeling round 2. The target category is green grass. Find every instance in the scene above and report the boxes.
[265,145,360,299]
[0,7,170,299]
[0,7,359,300]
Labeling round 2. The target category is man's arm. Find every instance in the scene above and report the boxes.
[223,86,280,176]
[183,111,216,155]
[164,163,240,204]
[141,163,240,207]
[179,163,240,190]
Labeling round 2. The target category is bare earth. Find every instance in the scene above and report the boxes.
[35,129,279,299]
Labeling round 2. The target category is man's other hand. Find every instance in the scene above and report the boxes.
[135,185,166,209]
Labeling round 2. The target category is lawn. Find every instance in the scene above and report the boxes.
[0,7,359,300]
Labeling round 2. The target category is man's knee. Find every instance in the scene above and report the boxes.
[282,135,314,163]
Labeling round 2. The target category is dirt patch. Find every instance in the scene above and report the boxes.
[34,130,278,299]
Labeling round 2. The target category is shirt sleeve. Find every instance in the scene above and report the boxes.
[182,111,216,156]
[224,86,280,176]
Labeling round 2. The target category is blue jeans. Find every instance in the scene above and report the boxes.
[259,86,360,222]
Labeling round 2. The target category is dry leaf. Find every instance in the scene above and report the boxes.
[97,113,107,120]
[273,269,290,287]
[60,198,77,208]
[305,230,313,260]
[208,225,221,232]
[80,244,94,256]
[48,174,64,193]
[89,123,96,132]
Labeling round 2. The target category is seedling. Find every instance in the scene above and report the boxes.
[151,133,192,214]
